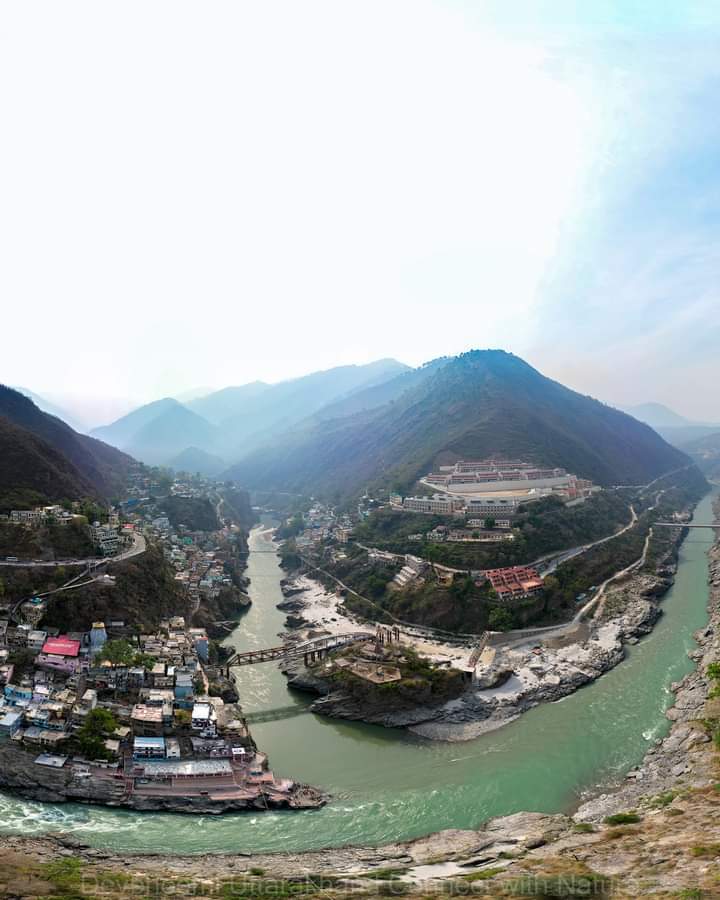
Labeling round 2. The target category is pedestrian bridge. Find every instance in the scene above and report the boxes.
[224,631,372,673]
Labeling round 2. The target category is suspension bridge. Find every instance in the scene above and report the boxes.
[224,631,372,675]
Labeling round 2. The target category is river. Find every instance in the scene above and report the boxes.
[0,492,715,854]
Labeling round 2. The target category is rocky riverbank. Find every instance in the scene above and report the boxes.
[5,520,720,896]
[0,741,327,814]
[574,520,720,822]
[278,540,685,741]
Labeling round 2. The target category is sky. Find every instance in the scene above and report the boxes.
[2,1,720,425]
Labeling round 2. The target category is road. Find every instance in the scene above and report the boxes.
[0,532,146,568]
[533,504,638,576]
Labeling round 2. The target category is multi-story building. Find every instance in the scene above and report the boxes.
[482,566,544,600]
[402,495,465,515]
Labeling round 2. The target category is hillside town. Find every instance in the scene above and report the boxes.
[0,612,323,810]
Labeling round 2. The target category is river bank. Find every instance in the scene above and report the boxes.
[0,741,326,814]
[277,523,686,741]
[5,504,719,896]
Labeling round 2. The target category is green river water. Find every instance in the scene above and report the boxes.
[0,490,715,853]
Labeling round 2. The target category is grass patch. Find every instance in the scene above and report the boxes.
[460,866,505,882]
[602,826,639,841]
[360,867,408,881]
[648,791,677,808]
[603,811,641,826]
[690,843,720,858]
[572,823,595,833]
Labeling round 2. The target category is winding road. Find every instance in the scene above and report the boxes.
[0,532,146,568]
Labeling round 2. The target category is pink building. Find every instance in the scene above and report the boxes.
[36,636,81,674]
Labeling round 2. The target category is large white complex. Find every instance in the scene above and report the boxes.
[421,458,596,501]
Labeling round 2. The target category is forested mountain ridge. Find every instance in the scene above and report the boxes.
[225,350,690,498]
[0,385,133,500]
[0,417,99,511]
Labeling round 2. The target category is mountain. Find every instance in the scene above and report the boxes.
[174,386,217,403]
[218,359,410,456]
[0,386,134,500]
[621,402,720,448]
[621,402,695,429]
[167,446,227,477]
[311,358,448,422]
[681,431,720,481]
[187,381,270,425]
[13,387,86,432]
[104,401,220,467]
[225,350,690,498]
[90,398,180,449]
[87,360,409,467]
[0,417,100,511]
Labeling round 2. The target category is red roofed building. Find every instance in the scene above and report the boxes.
[36,636,82,674]
[42,637,80,657]
[483,566,543,600]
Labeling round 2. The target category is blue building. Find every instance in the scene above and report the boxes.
[0,710,23,736]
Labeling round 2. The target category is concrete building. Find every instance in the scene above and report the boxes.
[133,736,167,759]
[483,566,543,600]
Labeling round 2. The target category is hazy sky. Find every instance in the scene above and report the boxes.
[3,2,720,421]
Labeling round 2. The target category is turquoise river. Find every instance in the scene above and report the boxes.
[0,490,716,854]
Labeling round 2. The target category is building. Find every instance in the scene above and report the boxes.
[131,704,164,737]
[90,523,120,556]
[191,702,217,735]
[0,710,23,736]
[27,630,48,652]
[10,509,44,525]
[188,628,209,662]
[36,636,81,675]
[466,497,521,515]
[401,495,465,515]
[483,566,544,600]
[89,622,107,656]
[133,736,167,759]
[423,459,592,500]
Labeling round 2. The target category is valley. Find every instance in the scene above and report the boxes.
[0,366,718,896]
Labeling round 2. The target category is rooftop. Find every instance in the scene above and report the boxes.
[41,637,81,658]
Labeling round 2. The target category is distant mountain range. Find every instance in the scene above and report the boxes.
[0,386,134,510]
[227,350,690,497]
[13,387,87,433]
[87,359,410,471]
[12,354,698,500]
[681,430,720,481]
[620,402,720,448]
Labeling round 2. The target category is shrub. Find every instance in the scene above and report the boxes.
[603,812,641,826]
[690,844,720,858]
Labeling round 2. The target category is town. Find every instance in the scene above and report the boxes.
[0,471,325,812]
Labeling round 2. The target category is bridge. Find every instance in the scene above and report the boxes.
[224,631,372,674]
[654,522,720,529]
[244,704,313,725]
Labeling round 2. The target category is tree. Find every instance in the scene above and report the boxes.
[485,517,496,530]
[488,608,514,631]
[76,708,118,761]
[97,639,136,667]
